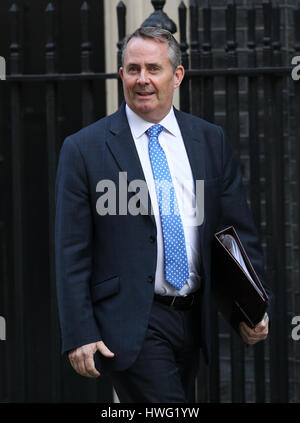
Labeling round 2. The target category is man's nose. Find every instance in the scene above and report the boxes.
[137,69,149,84]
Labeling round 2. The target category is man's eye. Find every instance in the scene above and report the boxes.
[150,66,159,72]
[128,66,137,72]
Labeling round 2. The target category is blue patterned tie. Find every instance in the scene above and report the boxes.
[147,124,189,291]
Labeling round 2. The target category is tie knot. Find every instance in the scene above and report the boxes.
[147,124,164,139]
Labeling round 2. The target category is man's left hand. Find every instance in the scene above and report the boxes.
[239,313,269,345]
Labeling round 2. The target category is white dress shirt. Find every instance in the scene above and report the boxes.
[125,104,201,296]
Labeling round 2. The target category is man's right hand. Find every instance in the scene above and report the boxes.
[68,341,115,378]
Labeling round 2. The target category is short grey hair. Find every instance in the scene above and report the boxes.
[121,26,182,72]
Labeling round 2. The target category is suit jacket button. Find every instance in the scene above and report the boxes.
[148,275,154,283]
[149,235,156,243]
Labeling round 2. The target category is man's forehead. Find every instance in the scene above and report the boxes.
[125,37,168,54]
[123,37,169,63]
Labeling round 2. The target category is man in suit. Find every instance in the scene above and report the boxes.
[55,26,273,403]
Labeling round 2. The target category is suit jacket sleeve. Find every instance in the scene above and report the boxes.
[217,126,274,318]
[55,136,101,355]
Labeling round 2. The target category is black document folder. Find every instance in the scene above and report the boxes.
[211,226,269,331]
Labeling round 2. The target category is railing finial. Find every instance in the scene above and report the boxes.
[142,0,177,34]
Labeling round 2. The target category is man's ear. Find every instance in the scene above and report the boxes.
[174,65,184,89]
[119,67,124,81]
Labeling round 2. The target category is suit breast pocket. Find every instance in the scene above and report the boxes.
[91,276,120,303]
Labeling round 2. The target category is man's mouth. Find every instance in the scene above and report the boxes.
[136,92,154,97]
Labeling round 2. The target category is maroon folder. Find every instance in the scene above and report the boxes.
[211,226,269,332]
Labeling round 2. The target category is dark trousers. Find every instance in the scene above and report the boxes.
[109,299,201,403]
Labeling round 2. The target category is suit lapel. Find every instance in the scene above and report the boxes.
[105,103,155,223]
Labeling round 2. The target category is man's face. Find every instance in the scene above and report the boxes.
[119,37,184,123]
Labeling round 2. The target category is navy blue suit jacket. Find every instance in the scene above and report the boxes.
[55,102,273,372]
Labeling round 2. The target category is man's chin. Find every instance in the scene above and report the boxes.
[128,101,164,122]
[138,105,153,113]
[134,104,155,116]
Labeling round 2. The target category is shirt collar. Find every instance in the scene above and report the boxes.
[125,104,178,139]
